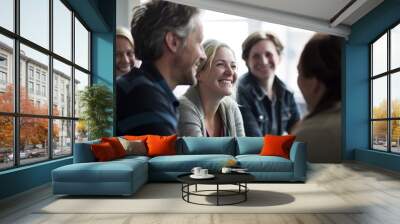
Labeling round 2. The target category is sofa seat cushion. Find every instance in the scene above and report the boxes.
[149,154,235,172]
[236,155,293,172]
[53,159,147,183]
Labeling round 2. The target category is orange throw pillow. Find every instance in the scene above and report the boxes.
[260,135,296,159]
[146,135,177,157]
[101,137,126,158]
[91,142,117,161]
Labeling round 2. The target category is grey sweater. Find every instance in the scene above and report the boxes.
[178,86,245,137]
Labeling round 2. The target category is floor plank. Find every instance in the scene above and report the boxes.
[1,162,400,224]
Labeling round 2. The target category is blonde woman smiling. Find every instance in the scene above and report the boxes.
[178,40,245,137]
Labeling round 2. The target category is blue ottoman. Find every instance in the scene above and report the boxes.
[52,156,148,196]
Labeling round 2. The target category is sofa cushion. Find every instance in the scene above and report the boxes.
[148,154,235,172]
[147,135,177,157]
[260,135,296,159]
[91,142,118,161]
[178,137,235,155]
[235,155,293,172]
[236,137,263,155]
[118,137,147,156]
[101,137,127,158]
[52,159,147,183]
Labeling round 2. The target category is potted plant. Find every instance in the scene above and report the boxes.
[79,84,113,140]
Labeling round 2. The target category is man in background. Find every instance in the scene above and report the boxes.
[117,0,206,136]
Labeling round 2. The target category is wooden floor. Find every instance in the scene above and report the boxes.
[1,162,400,224]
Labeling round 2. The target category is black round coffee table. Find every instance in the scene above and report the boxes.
[177,172,255,206]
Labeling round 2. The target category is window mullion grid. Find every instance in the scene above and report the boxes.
[387,30,391,152]
[13,0,21,167]
[370,45,373,149]
[71,11,76,153]
[48,0,54,159]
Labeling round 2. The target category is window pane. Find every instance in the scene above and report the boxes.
[372,33,387,76]
[53,59,72,117]
[74,18,89,70]
[0,35,14,112]
[372,77,387,119]
[0,116,13,170]
[391,72,400,118]
[53,0,72,60]
[391,120,400,153]
[20,117,49,165]
[20,0,49,49]
[0,0,14,31]
[75,120,88,143]
[53,119,72,158]
[391,24,400,70]
[372,121,387,151]
[20,44,49,115]
[74,69,89,118]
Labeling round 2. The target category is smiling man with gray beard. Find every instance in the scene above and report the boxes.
[116,0,206,136]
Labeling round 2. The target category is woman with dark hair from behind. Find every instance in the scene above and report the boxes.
[292,33,344,163]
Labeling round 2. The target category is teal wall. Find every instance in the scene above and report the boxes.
[0,0,116,200]
[345,0,400,170]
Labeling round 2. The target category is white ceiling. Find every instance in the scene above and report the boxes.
[225,0,352,23]
[167,0,384,38]
[119,0,384,38]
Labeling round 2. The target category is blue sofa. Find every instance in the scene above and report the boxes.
[52,137,307,195]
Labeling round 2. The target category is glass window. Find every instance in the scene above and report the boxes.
[20,44,49,115]
[53,59,72,116]
[20,0,49,49]
[391,72,400,118]
[74,18,89,70]
[372,121,388,151]
[1,0,91,170]
[0,116,14,169]
[75,120,88,143]
[74,69,89,118]
[0,0,14,31]
[53,119,72,158]
[372,34,387,76]
[53,0,72,60]
[0,71,7,85]
[0,55,7,67]
[36,83,40,95]
[28,81,34,94]
[391,24,400,70]
[371,23,400,154]
[19,117,49,165]
[42,85,46,97]
[391,120,400,153]
[28,67,34,79]
[0,35,14,113]
[372,77,387,119]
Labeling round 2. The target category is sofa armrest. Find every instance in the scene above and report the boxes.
[73,140,100,163]
[289,141,307,181]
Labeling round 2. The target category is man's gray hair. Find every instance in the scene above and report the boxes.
[131,0,200,62]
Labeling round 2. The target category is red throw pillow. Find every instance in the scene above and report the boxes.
[101,137,126,158]
[91,142,118,161]
[146,135,177,157]
[260,135,296,159]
